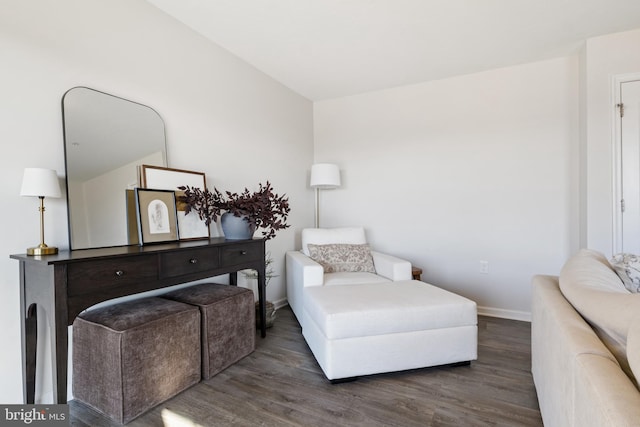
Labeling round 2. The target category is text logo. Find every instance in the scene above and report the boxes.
[0,405,68,426]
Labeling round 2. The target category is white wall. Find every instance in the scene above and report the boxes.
[0,0,314,404]
[584,28,640,253]
[314,56,580,319]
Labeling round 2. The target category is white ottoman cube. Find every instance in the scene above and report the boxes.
[302,280,477,380]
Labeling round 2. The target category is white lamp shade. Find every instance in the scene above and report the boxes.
[310,163,341,189]
[20,168,61,198]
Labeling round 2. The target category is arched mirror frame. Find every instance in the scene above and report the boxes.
[62,87,168,250]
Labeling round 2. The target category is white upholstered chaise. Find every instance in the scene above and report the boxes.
[285,227,478,380]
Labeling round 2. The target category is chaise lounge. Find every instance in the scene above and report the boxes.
[286,227,478,380]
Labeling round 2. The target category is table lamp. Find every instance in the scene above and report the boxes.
[20,168,61,255]
[310,163,341,228]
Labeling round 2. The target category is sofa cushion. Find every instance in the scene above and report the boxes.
[308,243,376,273]
[304,280,477,340]
[628,317,640,389]
[301,227,367,256]
[610,253,640,293]
[559,249,640,384]
[560,250,628,294]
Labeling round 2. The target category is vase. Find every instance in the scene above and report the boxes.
[220,212,255,240]
[255,301,277,329]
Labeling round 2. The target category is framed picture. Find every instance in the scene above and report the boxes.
[135,188,179,245]
[125,189,139,245]
[141,165,210,240]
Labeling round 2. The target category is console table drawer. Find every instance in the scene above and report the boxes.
[160,247,219,278]
[67,255,158,295]
[220,243,261,265]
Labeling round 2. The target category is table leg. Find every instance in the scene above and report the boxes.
[24,304,67,403]
[257,269,266,338]
[24,304,37,404]
[51,307,69,403]
[22,262,70,404]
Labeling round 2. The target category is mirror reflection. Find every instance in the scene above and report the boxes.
[62,87,167,250]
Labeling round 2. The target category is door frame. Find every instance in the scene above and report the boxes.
[612,72,640,253]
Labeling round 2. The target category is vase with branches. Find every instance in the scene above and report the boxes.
[178,181,290,240]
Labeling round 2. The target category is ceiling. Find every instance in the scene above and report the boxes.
[146,0,640,101]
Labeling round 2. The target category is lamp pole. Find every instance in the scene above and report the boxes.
[310,163,341,228]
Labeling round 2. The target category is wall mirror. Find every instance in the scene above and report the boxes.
[62,87,167,250]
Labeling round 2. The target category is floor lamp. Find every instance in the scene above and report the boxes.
[310,163,341,228]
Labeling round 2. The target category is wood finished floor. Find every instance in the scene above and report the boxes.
[70,307,542,426]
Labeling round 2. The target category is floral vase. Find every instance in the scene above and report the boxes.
[220,212,255,240]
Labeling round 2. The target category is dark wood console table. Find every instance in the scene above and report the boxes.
[11,237,266,404]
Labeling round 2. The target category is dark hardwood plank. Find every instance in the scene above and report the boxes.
[69,308,542,426]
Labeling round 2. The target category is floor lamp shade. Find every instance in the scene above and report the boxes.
[20,168,61,255]
[310,163,341,228]
[310,163,341,189]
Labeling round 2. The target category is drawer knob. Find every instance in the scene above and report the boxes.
[240,250,247,255]
[189,258,198,264]
[115,270,124,277]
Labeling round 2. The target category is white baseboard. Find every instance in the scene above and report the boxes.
[477,306,531,322]
[272,298,289,310]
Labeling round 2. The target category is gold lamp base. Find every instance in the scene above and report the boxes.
[27,244,58,256]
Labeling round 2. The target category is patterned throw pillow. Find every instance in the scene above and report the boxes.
[307,243,376,274]
[609,253,640,293]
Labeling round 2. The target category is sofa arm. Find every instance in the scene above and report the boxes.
[286,251,324,323]
[370,251,412,281]
[574,354,640,427]
[287,251,324,286]
[531,274,624,427]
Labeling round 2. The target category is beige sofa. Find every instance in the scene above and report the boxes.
[531,249,640,427]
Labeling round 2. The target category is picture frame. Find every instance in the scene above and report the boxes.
[141,165,210,241]
[135,188,179,245]
[125,189,139,245]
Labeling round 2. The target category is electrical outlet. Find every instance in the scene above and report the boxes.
[479,260,489,274]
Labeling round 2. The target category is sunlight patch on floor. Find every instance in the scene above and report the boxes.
[161,408,204,427]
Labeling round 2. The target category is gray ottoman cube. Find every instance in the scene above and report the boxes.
[72,297,201,424]
[162,283,255,379]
